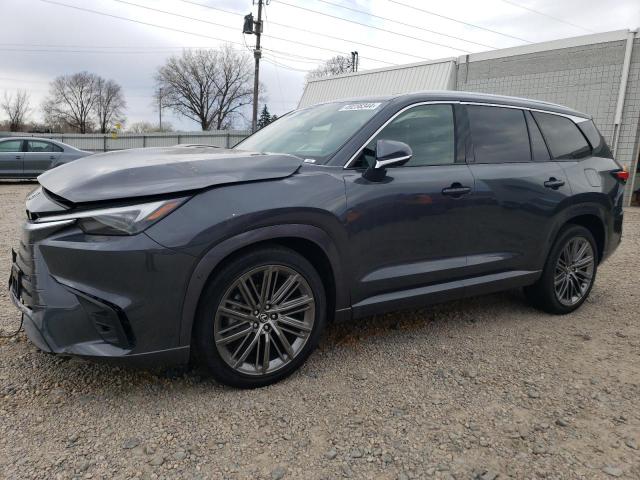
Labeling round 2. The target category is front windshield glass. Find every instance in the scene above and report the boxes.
[234,101,386,163]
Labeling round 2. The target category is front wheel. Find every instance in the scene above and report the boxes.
[194,246,326,388]
[524,224,598,314]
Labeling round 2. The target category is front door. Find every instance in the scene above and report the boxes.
[25,140,62,177]
[343,103,476,313]
[0,139,25,177]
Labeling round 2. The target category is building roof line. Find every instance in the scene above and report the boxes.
[458,29,638,64]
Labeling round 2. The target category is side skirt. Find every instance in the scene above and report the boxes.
[351,270,541,319]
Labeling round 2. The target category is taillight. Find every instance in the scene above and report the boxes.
[613,170,629,182]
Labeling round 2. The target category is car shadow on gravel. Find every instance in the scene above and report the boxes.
[11,287,537,393]
[322,288,533,348]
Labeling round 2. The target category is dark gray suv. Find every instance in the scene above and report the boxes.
[9,92,625,388]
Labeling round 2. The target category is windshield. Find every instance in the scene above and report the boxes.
[234,101,386,163]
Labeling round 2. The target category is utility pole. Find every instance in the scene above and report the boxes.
[243,1,266,132]
[252,0,264,132]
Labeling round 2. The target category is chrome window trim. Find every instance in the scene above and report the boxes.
[343,100,590,169]
[375,155,412,169]
[343,101,457,169]
[461,102,589,124]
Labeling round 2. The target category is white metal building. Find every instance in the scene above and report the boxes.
[299,29,640,206]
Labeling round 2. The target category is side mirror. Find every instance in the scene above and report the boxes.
[363,139,412,181]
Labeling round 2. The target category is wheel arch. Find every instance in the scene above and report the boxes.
[565,214,605,263]
[178,224,348,346]
[548,204,607,266]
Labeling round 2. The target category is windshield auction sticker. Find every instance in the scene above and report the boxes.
[339,103,381,111]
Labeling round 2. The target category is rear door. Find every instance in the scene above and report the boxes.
[462,104,572,276]
[0,139,25,177]
[24,139,63,177]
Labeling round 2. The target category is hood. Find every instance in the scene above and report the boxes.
[37,146,303,204]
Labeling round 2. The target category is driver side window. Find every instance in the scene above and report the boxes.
[352,104,455,168]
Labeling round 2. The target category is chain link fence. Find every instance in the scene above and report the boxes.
[0,130,251,152]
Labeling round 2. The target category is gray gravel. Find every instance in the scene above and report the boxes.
[1,182,639,479]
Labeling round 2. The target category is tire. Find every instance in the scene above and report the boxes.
[193,246,327,388]
[524,224,598,314]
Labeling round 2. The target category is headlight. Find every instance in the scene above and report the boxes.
[34,197,188,235]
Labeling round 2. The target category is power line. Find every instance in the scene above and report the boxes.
[0,47,200,55]
[497,0,595,33]
[387,0,534,43]
[37,0,396,66]
[177,0,470,55]
[314,0,499,50]
[109,0,399,65]
[0,75,155,90]
[263,5,287,110]
[265,50,323,65]
[273,0,476,53]
[39,0,248,48]
[0,43,206,49]
[114,0,428,62]
[0,42,326,63]
[263,56,311,73]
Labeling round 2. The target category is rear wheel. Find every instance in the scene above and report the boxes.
[524,224,597,314]
[194,246,326,388]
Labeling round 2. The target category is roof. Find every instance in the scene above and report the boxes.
[302,90,590,119]
[298,58,456,108]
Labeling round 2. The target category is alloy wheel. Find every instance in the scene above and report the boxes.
[554,237,595,306]
[213,265,316,376]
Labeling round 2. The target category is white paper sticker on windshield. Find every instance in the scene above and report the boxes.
[339,102,381,111]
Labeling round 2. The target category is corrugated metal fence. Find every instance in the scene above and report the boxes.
[0,130,251,152]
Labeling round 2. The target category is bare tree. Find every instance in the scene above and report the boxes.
[42,72,100,133]
[155,45,254,131]
[127,121,174,133]
[1,90,30,132]
[95,78,126,134]
[306,55,354,82]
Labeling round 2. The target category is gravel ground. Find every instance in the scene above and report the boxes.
[0,182,639,480]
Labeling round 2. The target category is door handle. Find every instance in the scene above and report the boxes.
[544,177,565,189]
[442,183,472,197]
[15,155,22,159]
[49,156,55,160]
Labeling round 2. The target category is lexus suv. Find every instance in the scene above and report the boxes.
[9,92,625,388]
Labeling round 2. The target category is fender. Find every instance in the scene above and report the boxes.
[178,223,348,346]
[541,200,608,266]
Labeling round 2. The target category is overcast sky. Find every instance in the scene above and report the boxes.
[2,0,639,131]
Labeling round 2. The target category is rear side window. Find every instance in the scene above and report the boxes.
[0,140,22,152]
[532,112,591,160]
[27,140,62,153]
[467,105,531,163]
[577,120,612,158]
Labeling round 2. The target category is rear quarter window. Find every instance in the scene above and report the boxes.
[532,112,591,160]
[577,120,612,158]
